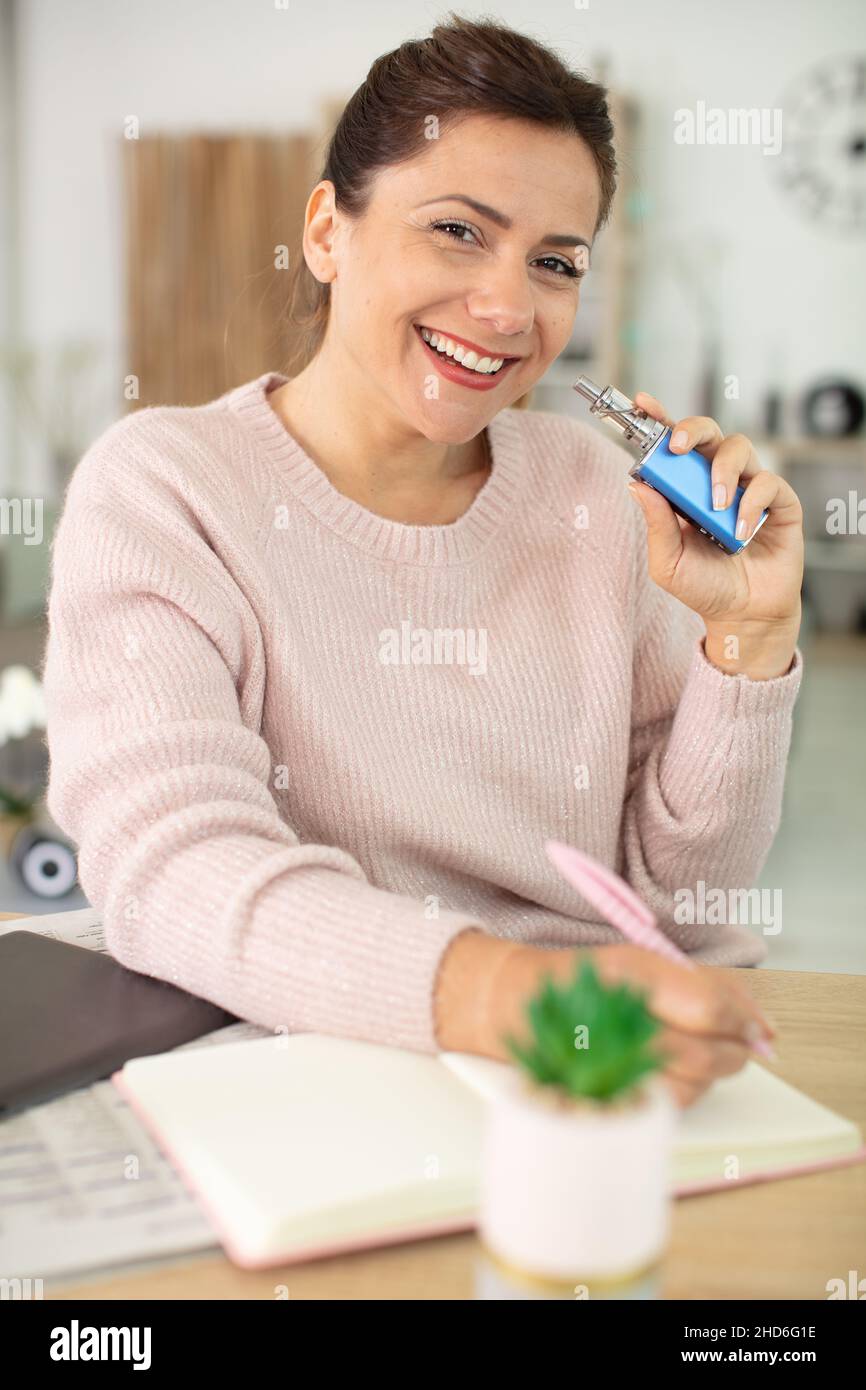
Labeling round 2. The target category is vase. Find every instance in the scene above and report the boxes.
[477,1071,676,1294]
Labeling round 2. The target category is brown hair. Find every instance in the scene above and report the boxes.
[283,11,617,399]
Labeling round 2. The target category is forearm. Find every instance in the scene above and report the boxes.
[620,630,803,951]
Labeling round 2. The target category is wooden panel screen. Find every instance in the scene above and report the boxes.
[122,133,316,409]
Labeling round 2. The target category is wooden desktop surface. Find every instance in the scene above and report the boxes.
[2,911,863,1300]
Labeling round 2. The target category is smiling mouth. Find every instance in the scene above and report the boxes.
[414,323,520,377]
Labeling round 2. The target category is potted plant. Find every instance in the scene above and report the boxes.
[0,665,77,898]
[0,666,44,853]
[477,957,676,1295]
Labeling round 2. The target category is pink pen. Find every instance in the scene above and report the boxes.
[544,839,775,1061]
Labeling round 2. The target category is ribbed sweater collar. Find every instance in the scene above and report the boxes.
[224,371,528,565]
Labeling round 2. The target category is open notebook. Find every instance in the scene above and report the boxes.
[112,1034,865,1269]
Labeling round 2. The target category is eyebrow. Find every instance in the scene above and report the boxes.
[415,194,591,248]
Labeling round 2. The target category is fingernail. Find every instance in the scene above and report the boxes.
[712,483,727,511]
[746,1018,773,1042]
[735,517,748,540]
[627,482,640,502]
[751,1037,777,1062]
[670,430,688,451]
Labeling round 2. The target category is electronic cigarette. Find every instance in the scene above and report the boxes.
[573,376,769,554]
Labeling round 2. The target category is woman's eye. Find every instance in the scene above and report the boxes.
[429,219,477,244]
[534,256,582,279]
[427,219,582,279]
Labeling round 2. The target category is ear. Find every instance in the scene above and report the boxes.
[303,181,339,284]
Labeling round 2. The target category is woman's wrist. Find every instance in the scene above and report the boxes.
[433,934,542,1050]
[703,611,801,681]
[433,929,586,1058]
[433,930,524,1054]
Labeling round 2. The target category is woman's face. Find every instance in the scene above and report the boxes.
[312,113,602,444]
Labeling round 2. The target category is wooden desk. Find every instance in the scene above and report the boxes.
[3,913,863,1300]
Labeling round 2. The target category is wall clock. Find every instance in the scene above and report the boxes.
[774,55,866,234]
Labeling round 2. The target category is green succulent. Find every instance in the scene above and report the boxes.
[503,957,668,1105]
[0,787,34,816]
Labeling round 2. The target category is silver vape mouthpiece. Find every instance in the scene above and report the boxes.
[573,375,664,454]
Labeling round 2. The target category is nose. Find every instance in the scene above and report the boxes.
[466,255,535,342]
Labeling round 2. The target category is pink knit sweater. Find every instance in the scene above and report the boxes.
[42,371,803,1054]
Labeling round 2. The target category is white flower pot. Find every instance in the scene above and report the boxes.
[478,1072,676,1290]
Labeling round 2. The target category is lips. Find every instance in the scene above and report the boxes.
[413,324,520,391]
[417,323,520,366]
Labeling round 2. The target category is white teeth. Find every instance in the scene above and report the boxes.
[418,326,505,375]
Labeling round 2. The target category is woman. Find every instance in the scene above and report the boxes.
[43,15,803,1107]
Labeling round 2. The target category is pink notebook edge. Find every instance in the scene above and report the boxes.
[109,1068,866,1270]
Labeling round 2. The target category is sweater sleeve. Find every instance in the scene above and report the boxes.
[41,424,485,1054]
[618,514,804,964]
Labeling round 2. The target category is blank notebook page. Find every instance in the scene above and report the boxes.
[442,1050,863,1183]
[116,1034,484,1262]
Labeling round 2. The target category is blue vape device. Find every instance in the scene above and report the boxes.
[573,377,769,554]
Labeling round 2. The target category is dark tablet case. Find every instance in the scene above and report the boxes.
[0,929,236,1115]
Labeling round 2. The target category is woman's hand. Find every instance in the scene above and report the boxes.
[627,393,804,680]
[590,944,772,1108]
[437,935,775,1109]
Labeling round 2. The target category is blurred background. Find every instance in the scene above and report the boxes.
[0,0,863,972]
